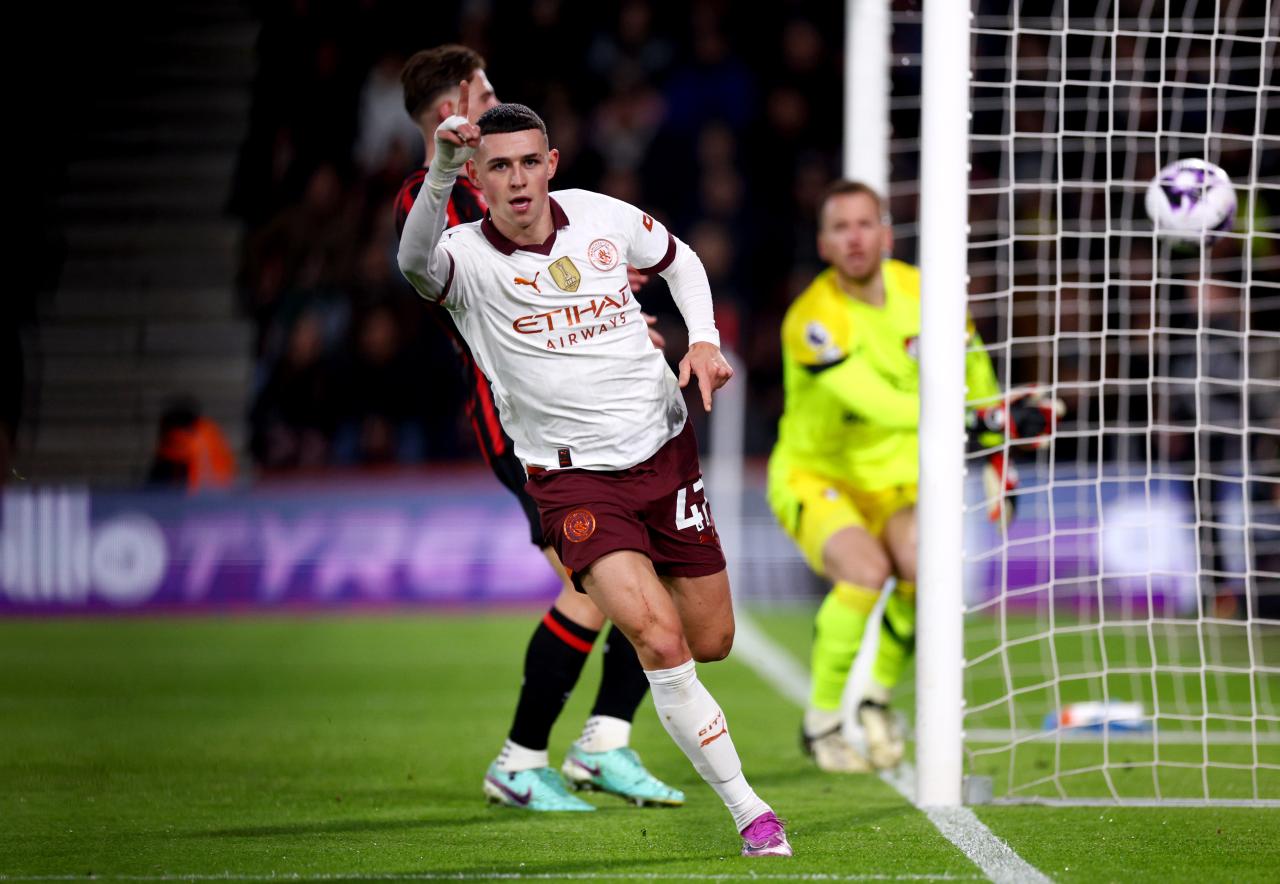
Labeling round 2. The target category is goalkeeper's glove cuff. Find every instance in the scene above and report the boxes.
[983,451,1019,529]
[972,390,1064,449]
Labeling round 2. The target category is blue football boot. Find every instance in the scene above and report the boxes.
[482,763,595,811]
[561,745,684,806]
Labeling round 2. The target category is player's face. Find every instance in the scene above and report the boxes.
[818,192,891,284]
[471,129,560,234]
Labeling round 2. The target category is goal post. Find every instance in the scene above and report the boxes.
[915,0,971,808]
[913,1,1280,806]
[845,0,890,196]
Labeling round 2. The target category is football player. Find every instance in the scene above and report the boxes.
[396,45,680,812]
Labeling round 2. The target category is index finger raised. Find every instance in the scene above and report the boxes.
[457,79,470,120]
[696,364,714,412]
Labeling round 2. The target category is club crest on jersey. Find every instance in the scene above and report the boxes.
[563,509,597,543]
[904,335,920,360]
[587,238,619,271]
[548,256,582,292]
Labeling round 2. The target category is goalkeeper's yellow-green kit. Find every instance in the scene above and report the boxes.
[767,260,1000,711]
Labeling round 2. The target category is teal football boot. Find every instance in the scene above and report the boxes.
[482,763,595,811]
[561,745,685,806]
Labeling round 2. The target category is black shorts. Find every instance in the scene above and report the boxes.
[468,385,542,547]
[487,431,545,548]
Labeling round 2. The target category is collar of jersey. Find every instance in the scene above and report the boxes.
[480,197,570,256]
[820,260,913,309]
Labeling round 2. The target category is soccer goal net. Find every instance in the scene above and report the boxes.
[906,0,1280,805]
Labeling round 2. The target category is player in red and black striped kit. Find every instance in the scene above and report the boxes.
[393,163,538,535]
[398,45,681,810]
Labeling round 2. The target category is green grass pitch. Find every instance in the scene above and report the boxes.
[2,612,1278,882]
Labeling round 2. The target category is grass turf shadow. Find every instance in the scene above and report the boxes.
[189,815,492,838]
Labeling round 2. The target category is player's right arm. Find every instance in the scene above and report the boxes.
[397,83,480,301]
[811,352,920,429]
[782,302,920,430]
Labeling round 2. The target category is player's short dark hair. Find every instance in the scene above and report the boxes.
[401,44,486,121]
[820,179,886,223]
[477,103,547,138]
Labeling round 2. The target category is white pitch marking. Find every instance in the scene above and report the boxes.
[0,874,985,882]
[731,607,1053,884]
[877,763,1051,884]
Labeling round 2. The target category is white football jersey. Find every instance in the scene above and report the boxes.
[435,189,688,472]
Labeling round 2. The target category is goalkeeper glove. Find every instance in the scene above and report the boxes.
[971,389,1065,449]
[982,451,1019,529]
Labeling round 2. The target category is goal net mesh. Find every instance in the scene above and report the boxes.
[895,0,1279,804]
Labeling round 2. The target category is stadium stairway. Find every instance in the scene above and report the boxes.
[20,2,258,485]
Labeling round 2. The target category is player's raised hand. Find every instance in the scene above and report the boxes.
[435,80,481,173]
[678,341,734,412]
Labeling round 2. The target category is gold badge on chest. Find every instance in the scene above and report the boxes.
[548,256,582,292]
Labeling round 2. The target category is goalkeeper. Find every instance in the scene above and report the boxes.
[768,180,1052,771]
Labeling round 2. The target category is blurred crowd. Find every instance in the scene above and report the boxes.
[232,0,1277,484]
[232,0,844,472]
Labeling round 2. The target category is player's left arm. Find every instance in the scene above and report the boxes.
[965,321,1065,448]
[659,239,732,412]
[964,324,1003,444]
[964,332,1019,526]
[397,81,480,302]
[964,322,1064,526]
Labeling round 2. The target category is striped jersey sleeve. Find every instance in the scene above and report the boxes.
[394,169,487,239]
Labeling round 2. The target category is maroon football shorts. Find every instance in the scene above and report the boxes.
[524,420,727,592]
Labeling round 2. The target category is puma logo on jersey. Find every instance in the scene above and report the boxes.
[514,272,541,293]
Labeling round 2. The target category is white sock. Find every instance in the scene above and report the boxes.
[576,715,631,753]
[645,659,771,831]
[494,739,548,772]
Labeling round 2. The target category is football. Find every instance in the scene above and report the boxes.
[1144,158,1237,244]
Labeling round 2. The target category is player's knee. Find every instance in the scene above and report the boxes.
[825,544,892,590]
[690,629,733,663]
[626,619,689,670]
[884,513,918,583]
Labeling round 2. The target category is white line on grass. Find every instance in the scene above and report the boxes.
[0,874,986,882]
[731,609,1053,884]
[877,764,1051,884]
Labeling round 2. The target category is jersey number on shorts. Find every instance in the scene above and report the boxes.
[675,480,712,532]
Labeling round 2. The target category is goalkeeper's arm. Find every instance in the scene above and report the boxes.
[968,391,1066,527]
[962,331,1064,526]
[809,355,921,430]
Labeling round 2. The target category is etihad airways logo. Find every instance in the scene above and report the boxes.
[512,285,631,335]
